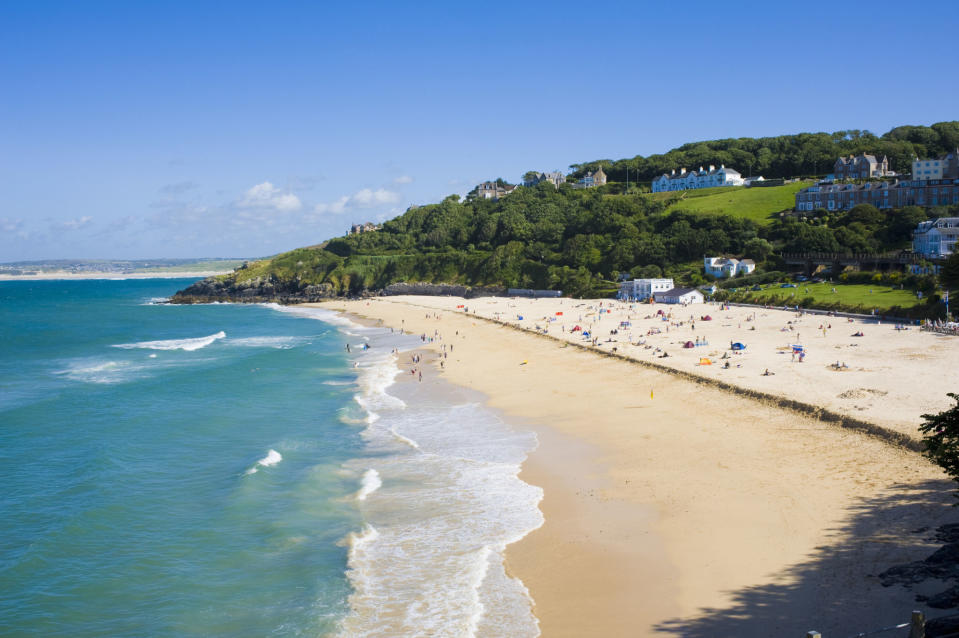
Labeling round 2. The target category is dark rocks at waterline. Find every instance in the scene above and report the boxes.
[169,276,336,304]
[169,276,509,304]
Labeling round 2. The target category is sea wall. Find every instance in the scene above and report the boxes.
[378,282,506,298]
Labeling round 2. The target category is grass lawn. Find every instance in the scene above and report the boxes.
[731,281,923,311]
[652,182,811,226]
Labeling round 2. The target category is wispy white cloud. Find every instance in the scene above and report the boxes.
[393,175,413,184]
[1,218,24,233]
[314,188,400,214]
[53,216,94,232]
[237,182,302,212]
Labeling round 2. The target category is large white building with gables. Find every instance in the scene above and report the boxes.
[651,165,744,193]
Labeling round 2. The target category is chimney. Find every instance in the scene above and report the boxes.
[709,164,715,171]
[699,166,704,172]
[671,169,675,175]
[680,167,686,175]
[720,164,725,169]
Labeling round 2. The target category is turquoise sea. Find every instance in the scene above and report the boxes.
[0,279,542,637]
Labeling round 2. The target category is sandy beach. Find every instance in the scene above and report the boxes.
[319,296,959,636]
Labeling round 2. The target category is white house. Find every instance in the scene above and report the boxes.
[913,217,959,258]
[617,278,673,301]
[704,257,755,278]
[651,165,744,193]
[655,287,704,304]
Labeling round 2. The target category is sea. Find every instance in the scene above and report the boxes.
[0,278,543,637]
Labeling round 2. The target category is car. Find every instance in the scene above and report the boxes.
[780,283,797,288]
[751,285,762,291]
[795,275,809,282]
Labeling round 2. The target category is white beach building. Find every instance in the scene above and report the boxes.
[704,257,755,278]
[617,278,674,301]
[913,217,959,258]
[655,287,704,304]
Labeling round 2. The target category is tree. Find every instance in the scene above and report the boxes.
[743,237,774,262]
[919,394,959,501]
[941,253,959,293]
[523,171,541,184]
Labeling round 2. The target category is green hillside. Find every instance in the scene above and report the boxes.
[173,121,959,304]
[657,182,810,225]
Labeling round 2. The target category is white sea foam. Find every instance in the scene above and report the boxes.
[356,469,381,501]
[245,449,283,475]
[337,357,543,637]
[227,336,305,349]
[113,331,226,351]
[57,360,132,384]
[263,303,363,330]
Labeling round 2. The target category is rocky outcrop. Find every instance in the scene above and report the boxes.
[169,275,336,304]
[378,282,506,298]
[170,276,505,304]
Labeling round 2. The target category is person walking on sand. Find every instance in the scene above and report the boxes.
[418,371,422,382]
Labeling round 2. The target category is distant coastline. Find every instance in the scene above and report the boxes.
[0,271,230,281]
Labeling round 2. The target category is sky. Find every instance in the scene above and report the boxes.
[1,1,957,261]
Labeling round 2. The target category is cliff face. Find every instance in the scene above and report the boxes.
[169,276,505,304]
[169,275,336,304]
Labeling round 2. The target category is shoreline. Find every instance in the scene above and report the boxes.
[321,296,959,636]
[0,271,228,281]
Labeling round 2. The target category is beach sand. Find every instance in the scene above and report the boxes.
[317,296,959,636]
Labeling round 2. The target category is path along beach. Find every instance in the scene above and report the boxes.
[318,295,959,637]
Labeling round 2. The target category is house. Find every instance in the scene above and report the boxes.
[704,257,755,278]
[834,154,890,180]
[650,165,744,193]
[795,179,959,212]
[348,222,379,235]
[475,181,517,201]
[912,149,959,181]
[655,287,704,304]
[913,217,959,259]
[743,176,765,187]
[617,278,674,301]
[524,171,566,187]
[573,167,607,189]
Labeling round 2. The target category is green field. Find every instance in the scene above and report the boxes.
[730,281,923,311]
[650,182,810,225]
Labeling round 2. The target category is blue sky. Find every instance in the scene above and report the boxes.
[1,1,956,261]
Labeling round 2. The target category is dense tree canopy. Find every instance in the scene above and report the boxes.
[568,121,959,183]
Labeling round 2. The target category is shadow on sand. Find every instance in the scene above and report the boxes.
[654,479,959,637]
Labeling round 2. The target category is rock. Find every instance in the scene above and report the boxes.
[169,276,336,304]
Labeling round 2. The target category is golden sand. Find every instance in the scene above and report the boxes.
[317,296,959,637]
